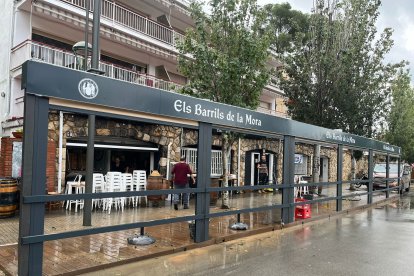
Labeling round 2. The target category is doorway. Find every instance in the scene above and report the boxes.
[249,152,275,186]
[320,157,329,182]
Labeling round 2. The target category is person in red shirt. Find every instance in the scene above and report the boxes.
[171,156,195,210]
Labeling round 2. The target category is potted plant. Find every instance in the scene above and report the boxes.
[12,128,23,139]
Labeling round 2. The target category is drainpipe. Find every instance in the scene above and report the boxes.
[5,77,12,121]
[57,111,63,193]
[4,3,18,119]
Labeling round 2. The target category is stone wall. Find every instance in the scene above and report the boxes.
[294,143,338,182]
[294,143,370,182]
[237,138,282,185]
[343,152,369,179]
[181,132,283,185]
[48,112,184,191]
[46,112,373,191]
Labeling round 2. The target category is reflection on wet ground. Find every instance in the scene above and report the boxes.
[85,192,414,276]
[0,187,399,275]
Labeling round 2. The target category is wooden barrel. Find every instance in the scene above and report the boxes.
[210,178,220,205]
[0,178,18,218]
[147,176,169,201]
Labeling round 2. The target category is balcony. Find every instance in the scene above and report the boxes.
[11,40,290,119]
[256,106,290,119]
[11,40,183,93]
[56,0,185,48]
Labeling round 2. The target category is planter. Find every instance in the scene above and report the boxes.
[12,132,23,139]
[0,178,19,218]
[147,176,169,202]
[210,178,220,205]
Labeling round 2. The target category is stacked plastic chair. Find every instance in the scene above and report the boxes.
[103,172,124,214]
[121,173,133,207]
[132,170,147,207]
[92,173,105,210]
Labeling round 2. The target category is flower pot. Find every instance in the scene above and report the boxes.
[12,132,23,139]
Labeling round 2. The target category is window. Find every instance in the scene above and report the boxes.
[294,154,308,175]
[181,147,230,176]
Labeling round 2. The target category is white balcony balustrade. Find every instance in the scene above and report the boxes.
[60,0,185,47]
[256,106,290,119]
[11,40,183,93]
[11,40,288,118]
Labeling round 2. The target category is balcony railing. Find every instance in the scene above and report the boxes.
[11,40,289,119]
[59,0,185,47]
[256,106,290,119]
[11,40,183,93]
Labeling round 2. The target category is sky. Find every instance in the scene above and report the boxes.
[257,0,414,81]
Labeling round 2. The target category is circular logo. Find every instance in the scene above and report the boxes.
[78,78,99,99]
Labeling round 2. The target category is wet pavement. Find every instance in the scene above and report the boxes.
[0,186,376,245]
[83,192,414,276]
[0,187,394,275]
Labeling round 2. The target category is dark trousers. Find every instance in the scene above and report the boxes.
[259,173,268,185]
[173,183,189,206]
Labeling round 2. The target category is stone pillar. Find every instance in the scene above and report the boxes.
[350,151,356,191]
[46,140,57,192]
[313,144,321,194]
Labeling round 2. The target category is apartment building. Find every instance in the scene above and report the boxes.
[0,0,291,189]
[0,0,288,137]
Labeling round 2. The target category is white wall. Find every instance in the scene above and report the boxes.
[13,10,31,47]
[10,78,24,119]
[0,0,14,136]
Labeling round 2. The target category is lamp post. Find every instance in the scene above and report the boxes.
[72,41,92,71]
[72,39,95,227]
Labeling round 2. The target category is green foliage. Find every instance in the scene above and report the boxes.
[385,71,414,163]
[278,0,405,138]
[177,0,273,208]
[177,0,272,110]
[352,150,363,161]
[263,3,309,55]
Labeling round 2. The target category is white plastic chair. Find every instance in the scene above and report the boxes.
[294,175,309,198]
[65,174,85,212]
[65,174,82,196]
[104,172,124,214]
[121,173,133,207]
[92,173,105,210]
[132,170,147,207]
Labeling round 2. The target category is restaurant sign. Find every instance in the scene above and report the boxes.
[173,100,262,127]
[22,61,401,154]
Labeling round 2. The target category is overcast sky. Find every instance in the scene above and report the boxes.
[257,0,414,81]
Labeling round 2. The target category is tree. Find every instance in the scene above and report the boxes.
[385,71,414,163]
[279,0,404,137]
[263,2,309,55]
[177,0,272,208]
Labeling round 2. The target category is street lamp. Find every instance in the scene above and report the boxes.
[72,41,92,71]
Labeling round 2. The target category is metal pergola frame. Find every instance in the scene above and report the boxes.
[18,61,402,275]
